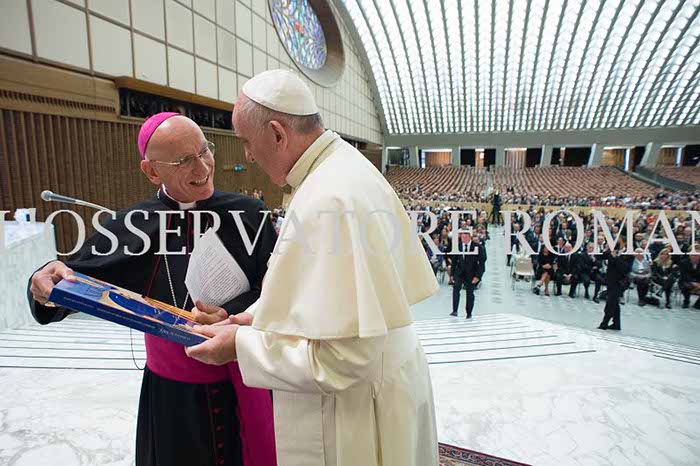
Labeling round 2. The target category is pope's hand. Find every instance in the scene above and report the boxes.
[185,324,239,365]
[223,311,253,326]
[30,261,76,305]
[191,300,228,324]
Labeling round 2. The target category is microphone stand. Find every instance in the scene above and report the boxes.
[41,191,115,215]
[39,191,142,370]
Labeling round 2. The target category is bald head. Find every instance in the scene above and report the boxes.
[140,115,215,203]
[146,115,205,161]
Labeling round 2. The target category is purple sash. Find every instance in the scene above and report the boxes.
[146,335,277,466]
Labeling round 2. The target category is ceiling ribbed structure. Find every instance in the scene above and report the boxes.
[340,0,700,135]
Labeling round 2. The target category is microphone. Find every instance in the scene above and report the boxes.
[41,190,77,204]
[40,190,115,215]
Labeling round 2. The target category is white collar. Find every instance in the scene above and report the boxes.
[285,130,338,189]
[162,185,197,210]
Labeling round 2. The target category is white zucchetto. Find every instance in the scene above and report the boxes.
[242,69,319,116]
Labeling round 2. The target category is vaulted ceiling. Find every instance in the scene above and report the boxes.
[340,0,700,135]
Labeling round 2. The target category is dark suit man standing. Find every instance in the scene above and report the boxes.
[598,240,633,331]
[450,232,485,319]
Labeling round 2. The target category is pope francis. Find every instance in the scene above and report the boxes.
[186,69,440,466]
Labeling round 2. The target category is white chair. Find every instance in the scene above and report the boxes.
[512,255,535,290]
[435,261,447,284]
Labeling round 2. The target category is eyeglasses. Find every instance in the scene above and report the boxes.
[147,141,215,168]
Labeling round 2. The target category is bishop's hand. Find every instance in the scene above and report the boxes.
[191,300,228,324]
[185,324,239,365]
[30,261,76,305]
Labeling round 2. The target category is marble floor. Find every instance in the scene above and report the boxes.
[1,227,699,465]
[419,315,700,466]
[0,318,142,465]
[414,226,700,347]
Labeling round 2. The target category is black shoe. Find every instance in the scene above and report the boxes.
[569,293,576,299]
[666,303,671,309]
[693,299,700,310]
[597,324,608,330]
[682,301,690,309]
[593,297,600,304]
[639,301,646,307]
[554,291,562,296]
[585,293,590,300]
[466,314,472,319]
[450,311,457,316]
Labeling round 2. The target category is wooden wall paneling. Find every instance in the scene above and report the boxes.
[114,122,123,209]
[17,114,34,210]
[0,56,119,118]
[31,113,40,204]
[101,120,113,209]
[3,109,15,208]
[0,110,14,210]
[359,148,382,171]
[425,151,451,167]
[86,118,99,211]
[658,147,677,167]
[78,116,93,206]
[61,117,77,218]
[2,108,285,252]
[8,113,25,210]
[51,116,67,253]
[45,114,60,206]
[72,118,87,207]
[66,117,84,253]
[41,114,58,228]
[33,114,47,204]
[112,121,123,208]
[601,149,625,168]
[115,122,126,209]
[36,113,49,224]
[122,123,133,208]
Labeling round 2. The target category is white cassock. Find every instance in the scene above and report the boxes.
[235,130,440,466]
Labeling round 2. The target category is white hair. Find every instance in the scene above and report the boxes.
[236,96,323,135]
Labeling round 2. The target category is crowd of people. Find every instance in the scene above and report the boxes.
[508,207,700,312]
[277,181,700,325]
[393,185,489,204]
[386,164,700,210]
[238,187,266,202]
[392,184,700,211]
[406,196,700,331]
[498,188,700,210]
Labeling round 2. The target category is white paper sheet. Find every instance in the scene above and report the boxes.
[185,228,251,307]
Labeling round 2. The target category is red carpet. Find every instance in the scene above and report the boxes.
[439,443,532,466]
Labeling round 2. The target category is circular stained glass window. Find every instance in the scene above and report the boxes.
[270,0,328,70]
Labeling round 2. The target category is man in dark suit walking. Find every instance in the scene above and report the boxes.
[598,239,633,331]
[450,231,485,319]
